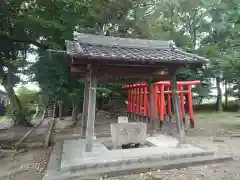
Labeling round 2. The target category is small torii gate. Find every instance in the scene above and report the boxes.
[123,80,200,128]
[65,32,208,152]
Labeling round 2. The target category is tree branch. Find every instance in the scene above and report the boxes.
[0,32,49,49]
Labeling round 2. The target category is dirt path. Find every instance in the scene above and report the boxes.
[0,147,52,180]
[0,117,52,147]
[0,117,53,180]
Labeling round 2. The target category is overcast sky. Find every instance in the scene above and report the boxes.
[0,53,40,92]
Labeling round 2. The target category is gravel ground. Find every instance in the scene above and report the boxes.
[107,112,240,180]
[0,147,52,180]
[1,112,240,180]
[0,117,52,180]
[106,137,240,180]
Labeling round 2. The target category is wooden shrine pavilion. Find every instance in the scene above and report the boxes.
[65,32,208,152]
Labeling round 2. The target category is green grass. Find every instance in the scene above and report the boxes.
[195,111,237,122]
[195,111,240,131]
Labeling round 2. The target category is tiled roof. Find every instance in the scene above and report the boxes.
[65,32,208,64]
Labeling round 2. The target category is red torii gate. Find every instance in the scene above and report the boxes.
[123,81,200,128]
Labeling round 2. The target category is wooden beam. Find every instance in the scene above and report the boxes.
[71,66,168,78]
[71,71,169,79]
[98,76,171,84]
[71,66,86,73]
[71,64,165,72]
[71,57,185,69]
[148,81,158,134]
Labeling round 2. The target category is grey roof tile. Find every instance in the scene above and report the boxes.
[66,33,208,64]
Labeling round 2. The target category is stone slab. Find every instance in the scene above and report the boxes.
[42,142,63,180]
[60,143,215,172]
[46,135,233,180]
[147,135,196,148]
[54,154,233,180]
[61,139,109,169]
[147,135,179,147]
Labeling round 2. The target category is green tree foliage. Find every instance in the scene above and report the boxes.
[16,86,39,119]
[1,0,240,124]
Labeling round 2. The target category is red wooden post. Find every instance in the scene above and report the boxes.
[136,84,141,120]
[133,85,137,120]
[159,84,165,122]
[157,84,161,121]
[143,85,148,121]
[126,86,130,117]
[147,85,150,121]
[188,86,195,128]
[139,85,144,121]
[129,85,133,119]
[154,84,159,120]
[135,85,139,119]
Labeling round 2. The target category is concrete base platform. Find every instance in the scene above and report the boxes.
[43,135,233,180]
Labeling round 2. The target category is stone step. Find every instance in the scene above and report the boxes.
[53,153,232,180]
[60,147,215,174]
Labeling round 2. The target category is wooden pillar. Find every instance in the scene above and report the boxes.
[129,86,133,119]
[148,81,158,135]
[139,86,144,121]
[179,85,186,124]
[86,65,97,152]
[136,85,140,121]
[170,73,186,145]
[143,86,148,122]
[159,84,164,129]
[167,86,172,121]
[81,70,90,138]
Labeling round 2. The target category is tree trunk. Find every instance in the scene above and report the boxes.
[4,68,28,125]
[216,76,223,111]
[32,104,39,119]
[38,93,49,117]
[7,87,28,125]
[198,97,203,105]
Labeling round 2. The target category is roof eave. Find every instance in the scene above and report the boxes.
[69,53,207,65]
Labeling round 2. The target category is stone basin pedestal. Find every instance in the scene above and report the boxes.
[110,122,147,149]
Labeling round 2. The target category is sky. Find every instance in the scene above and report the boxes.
[0,53,40,92]
[0,83,39,92]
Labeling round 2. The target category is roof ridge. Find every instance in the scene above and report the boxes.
[73,32,174,49]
